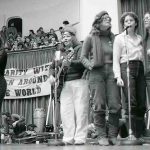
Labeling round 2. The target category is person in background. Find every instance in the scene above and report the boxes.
[49,26,89,145]
[58,26,64,41]
[1,112,26,137]
[24,36,32,50]
[81,11,121,145]
[0,26,7,47]
[38,27,45,36]
[28,30,36,41]
[62,20,70,28]
[17,42,25,51]
[6,23,17,40]
[143,12,150,107]
[113,12,146,139]
[143,12,150,135]
[0,49,7,114]
[48,28,58,42]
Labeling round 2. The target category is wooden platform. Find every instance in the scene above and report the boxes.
[0,143,149,150]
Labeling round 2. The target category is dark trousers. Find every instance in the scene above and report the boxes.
[0,76,7,125]
[121,60,146,137]
[89,64,121,138]
[0,76,7,113]
[145,72,150,130]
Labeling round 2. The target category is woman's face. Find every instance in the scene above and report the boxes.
[144,13,150,29]
[99,14,111,30]
[62,31,72,47]
[123,15,137,31]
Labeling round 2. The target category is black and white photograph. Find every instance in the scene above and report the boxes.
[0,0,150,150]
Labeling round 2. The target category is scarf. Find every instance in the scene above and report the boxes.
[91,28,114,67]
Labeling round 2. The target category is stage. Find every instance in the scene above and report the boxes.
[0,143,150,150]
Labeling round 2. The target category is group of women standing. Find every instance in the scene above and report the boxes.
[57,10,150,146]
[80,10,150,145]
[1,10,150,147]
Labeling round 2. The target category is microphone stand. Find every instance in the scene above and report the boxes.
[47,50,65,146]
[119,28,142,145]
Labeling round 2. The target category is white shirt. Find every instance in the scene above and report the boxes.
[113,31,144,78]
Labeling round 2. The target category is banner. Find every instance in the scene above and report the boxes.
[4,62,52,99]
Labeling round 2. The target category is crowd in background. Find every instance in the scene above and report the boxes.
[0,21,70,51]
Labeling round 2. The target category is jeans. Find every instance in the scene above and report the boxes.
[89,64,121,138]
[121,60,146,137]
[60,79,89,143]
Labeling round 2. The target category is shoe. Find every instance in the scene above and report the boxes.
[137,137,145,144]
[74,140,85,145]
[74,142,85,145]
[63,141,74,145]
[98,137,109,146]
[109,137,117,145]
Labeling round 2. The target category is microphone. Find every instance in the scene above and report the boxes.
[124,25,131,30]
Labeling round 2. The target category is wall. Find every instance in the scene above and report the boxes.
[0,0,121,41]
[78,0,121,41]
[0,0,80,38]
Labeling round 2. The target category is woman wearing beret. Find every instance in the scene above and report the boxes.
[113,12,146,139]
[58,27,89,145]
[81,11,121,145]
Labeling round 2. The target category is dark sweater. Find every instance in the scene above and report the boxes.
[65,44,85,81]
[0,49,7,76]
[81,33,114,69]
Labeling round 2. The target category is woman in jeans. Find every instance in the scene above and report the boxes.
[113,12,146,138]
[81,11,121,145]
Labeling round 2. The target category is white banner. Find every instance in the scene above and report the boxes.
[4,62,52,99]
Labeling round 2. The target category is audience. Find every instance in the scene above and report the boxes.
[0,20,71,51]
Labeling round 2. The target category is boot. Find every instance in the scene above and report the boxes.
[108,113,120,145]
[134,117,145,138]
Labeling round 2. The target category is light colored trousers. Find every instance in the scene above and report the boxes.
[60,79,89,143]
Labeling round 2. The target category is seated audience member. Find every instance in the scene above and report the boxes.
[29,29,36,40]
[6,36,14,50]
[30,39,38,49]
[43,39,50,47]
[38,27,45,36]
[1,112,26,136]
[11,40,18,51]
[49,36,58,46]
[6,23,17,39]
[16,34,23,43]
[48,28,58,41]
[36,29,42,38]
[24,36,32,50]
[17,42,25,51]
[39,35,45,48]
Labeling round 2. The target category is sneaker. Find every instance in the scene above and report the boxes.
[98,137,109,146]
[63,141,74,145]
[74,142,85,145]
[74,140,85,145]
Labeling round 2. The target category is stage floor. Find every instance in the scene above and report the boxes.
[0,143,150,150]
